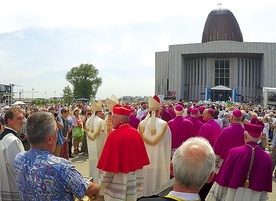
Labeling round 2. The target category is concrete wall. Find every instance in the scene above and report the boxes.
[155,41,276,101]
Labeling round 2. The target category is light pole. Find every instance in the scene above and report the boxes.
[32,88,34,101]
[19,89,22,100]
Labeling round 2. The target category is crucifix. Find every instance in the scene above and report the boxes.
[217,2,222,10]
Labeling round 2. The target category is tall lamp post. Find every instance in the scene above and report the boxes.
[32,88,34,101]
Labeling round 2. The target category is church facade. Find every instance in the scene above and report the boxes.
[155,8,276,103]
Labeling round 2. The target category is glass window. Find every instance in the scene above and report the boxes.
[225,60,229,68]
[215,60,219,68]
[214,60,230,87]
[220,69,224,77]
[220,60,224,67]
[225,78,229,86]
[215,69,219,77]
[215,78,219,86]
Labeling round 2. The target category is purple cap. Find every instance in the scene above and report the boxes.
[174,104,184,115]
[244,122,264,138]
[199,106,206,113]
[208,108,215,116]
[191,108,199,115]
[232,109,242,118]
[174,104,184,112]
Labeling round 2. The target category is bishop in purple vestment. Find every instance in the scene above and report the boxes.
[129,109,140,129]
[206,119,272,201]
[186,108,203,136]
[213,109,245,175]
[168,104,195,155]
[197,108,221,147]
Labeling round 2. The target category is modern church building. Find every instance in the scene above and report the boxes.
[155,8,276,103]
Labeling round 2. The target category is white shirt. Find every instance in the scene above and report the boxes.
[167,191,200,201]
[136,108,147,120]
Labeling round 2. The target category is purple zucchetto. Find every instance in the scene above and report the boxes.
[199,106,206,113]
[174,104,184,116]
[244,117,264,138]
[191,108,199,115]
[232,109,242,118]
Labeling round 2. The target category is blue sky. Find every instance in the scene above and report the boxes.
[0,0,276,100]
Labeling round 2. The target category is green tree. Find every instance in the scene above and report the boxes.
[62,85,74,105]
[66,64,102,99]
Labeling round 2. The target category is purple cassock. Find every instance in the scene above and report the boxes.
[168,108,176,118]
[197,115,205,123]
[129,115,140,129]
[197,119,221,147]
[168,116,195,150]
[216,141,272,192]
[160,110,173,122]
[186,116,203,136]
[214,123,245,161]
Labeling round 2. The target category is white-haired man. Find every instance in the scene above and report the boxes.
[138,137,216,201]
[97,104,150,201]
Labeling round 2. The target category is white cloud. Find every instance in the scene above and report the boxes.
[119,34,133,53]
[140,45,155,67]
[154,33,172,50]
[93,44,112,54]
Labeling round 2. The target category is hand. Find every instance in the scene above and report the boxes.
[85,182,100,200]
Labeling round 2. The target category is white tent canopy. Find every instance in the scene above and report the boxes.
[211,85,232,91]
[12,100,26,105]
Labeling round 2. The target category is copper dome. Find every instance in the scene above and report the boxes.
[202,8,243,43]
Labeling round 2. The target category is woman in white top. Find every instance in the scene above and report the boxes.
[261,117,270,149]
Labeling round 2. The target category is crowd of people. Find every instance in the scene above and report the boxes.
[0,95,275,201]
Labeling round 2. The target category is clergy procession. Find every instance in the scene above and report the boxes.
[0,95,275,201]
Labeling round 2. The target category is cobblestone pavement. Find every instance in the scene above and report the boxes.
[70,153,276,201]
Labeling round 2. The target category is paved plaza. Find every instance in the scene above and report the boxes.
[70,153,276,200]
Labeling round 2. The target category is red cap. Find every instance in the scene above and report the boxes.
[187,107,192,113]
[232,109,242,118]
[113,104,132,116]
